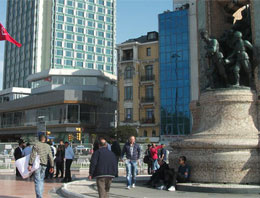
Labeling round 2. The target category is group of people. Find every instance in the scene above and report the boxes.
[144,143,167,174]
[89,135,190,198]
[14,136,75,198]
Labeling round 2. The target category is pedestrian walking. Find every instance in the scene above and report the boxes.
[63,141,74,183]
[121,136,141,189]
[55,145,65,178]
[89,138,118,198]
[23,142,32,156]
[159,144,167,162]
[150,143,163,172]
[14,139,24,177]
[110,135,121,177]
[28,134,54,198]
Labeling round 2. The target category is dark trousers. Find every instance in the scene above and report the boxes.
[147,162,152,174]
[55,161,64,177]
[177,173,188,183]
[65,159,73,181]
[149,168,176,188]
[96,177,113,198]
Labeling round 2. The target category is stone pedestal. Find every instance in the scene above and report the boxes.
[169,89,260,184]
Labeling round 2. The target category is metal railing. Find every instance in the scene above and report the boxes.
[140,75,155,81]
[141,97,154,103]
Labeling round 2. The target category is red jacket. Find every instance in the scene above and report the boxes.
[150,145,163,160]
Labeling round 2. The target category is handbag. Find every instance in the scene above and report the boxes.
[143,155,150,164]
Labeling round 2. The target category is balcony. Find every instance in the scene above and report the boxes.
[140,75,155,82]
[141,117,155,124]
[122,56,133,61]
[141,97,154,104]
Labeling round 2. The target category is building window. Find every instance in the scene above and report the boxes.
[76,62,83,67]
[125,108,133,121]
[143,130,147,137]
[87,63,93,68]
[56,41,62,47]
[146,109,154,120]
[146,85,153,98]
[124,86,133,100]
[57,32,63,38]
[77,11,84,17]
[58,0,64,4]
[77,2,83,8]
[57,7,63,13]
[152,130,156,137]
[87,38,94,44]
[56,49,63,56]
[88,5,93,10]
[98,64,103,70]
[124,66,133,79]
[88,46,94,52]
[77,19,83,25]
[65,60,73,66]
[76,44,83,50]
[145,65,153,80]
[66,17,73,23]
[56,24,63,30]
[55,59,62,65]
[88,13,94,19]
[57,15,64,21]
[66,25,73,32]
[76,52,83,59]
[67,9,74,15]
[66,42,73,48]
[77,35,83,42]
[65,51,72,57]
[146,47,151,56]
[88,21,94,27]
[98,0,104,5]
[77,27,84,33]
[98,15,104,21]
[66,34,73,40]
[67,0,73,6]
[88,30,94,35]
[87,54,93,60]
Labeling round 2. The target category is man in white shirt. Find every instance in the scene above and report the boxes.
[63,142,74,183]
[23,143,32,156]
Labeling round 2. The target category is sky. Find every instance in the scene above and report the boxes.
[0,0,173,90]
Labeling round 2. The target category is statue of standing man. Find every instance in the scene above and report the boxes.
[200,30,229,88]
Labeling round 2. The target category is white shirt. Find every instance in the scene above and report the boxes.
[23,146,32,156]
[51,145,57,159]
[65,146,74,160]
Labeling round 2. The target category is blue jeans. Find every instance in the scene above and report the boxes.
[125,160,137,187]
[34,165,47,198]
[152,159,160,171]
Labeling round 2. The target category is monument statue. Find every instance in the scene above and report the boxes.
[225,31,253,87]
[200,30,229,88]
[201,30,254,88]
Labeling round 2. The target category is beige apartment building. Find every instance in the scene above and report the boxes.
[117,32,160,141]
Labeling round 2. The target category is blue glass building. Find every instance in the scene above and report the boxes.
[159,10,191,135]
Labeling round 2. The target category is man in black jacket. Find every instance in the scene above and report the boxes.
[89,138,118,198]
[110,135,121,177]
[14,140,24,177]
[147,158,176,191]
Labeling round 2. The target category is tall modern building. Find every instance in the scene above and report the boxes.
[3,0,116,89]
[159,0,199,140]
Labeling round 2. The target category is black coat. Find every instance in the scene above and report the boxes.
[111,141,121,157]
[14,147,23,160]
[89,147,118,178]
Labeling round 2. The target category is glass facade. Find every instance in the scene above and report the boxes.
[0,104,96,129]
[159,10,191,135]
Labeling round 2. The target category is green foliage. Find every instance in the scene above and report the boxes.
[111,125,138,143]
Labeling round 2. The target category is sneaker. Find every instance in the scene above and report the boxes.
[167,186,176,191]
[126,186,131,190]
[157,185,166,190]
[132,184,135,188]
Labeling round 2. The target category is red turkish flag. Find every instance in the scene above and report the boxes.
[0,23,22,47]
